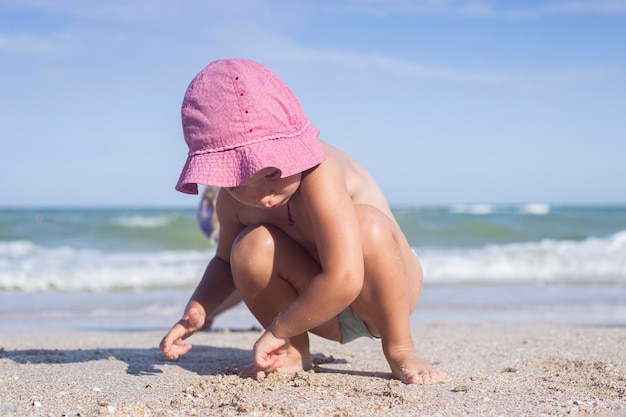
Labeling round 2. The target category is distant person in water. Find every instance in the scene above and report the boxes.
[197,186,220,245]
[160,58,447,384]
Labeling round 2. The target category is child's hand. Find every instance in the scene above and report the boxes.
[252,330,290,377]
[159,307,205,360]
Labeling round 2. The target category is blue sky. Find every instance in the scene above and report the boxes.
[1,0,625,207]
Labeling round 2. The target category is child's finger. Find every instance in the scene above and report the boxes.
[160,333,193,359]
[256,352,284,373]
[166,343,192,360]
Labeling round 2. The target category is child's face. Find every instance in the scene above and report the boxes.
[225,168,302,209]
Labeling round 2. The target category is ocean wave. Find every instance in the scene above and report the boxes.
[419,230,626,284]
[450,204,494,215]
[112,215,174,228]
[519,203,550,215]
[449,203,551,216]
[1,231,625,292]
[0,241,210,292]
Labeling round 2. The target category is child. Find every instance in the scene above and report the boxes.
[160,58,447,385]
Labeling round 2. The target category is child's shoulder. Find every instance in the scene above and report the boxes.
[215,188,241,219]
[314,141,370,188]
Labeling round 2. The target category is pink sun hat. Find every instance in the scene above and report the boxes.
[175,58,325,194]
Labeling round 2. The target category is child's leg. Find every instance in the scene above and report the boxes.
[350,205,447,384]
[230,224,343,374]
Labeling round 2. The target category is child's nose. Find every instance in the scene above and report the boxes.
[257,191,274,207]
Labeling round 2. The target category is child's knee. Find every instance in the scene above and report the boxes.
[231,224,276,282]
[354,205,395,254]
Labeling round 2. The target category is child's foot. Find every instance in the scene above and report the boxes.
[387,349,448,385]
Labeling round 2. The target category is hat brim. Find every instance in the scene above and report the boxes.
[175,124,324,193]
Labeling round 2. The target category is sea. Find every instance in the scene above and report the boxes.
[1,203,625,333]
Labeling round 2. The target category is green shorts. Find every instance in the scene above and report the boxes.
[338,306,381,344]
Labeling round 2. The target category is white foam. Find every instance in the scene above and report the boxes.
[113,215,173,228]
[450,204,494,215]
[0,240,39,257]
[519,203,551,215]
[0,241,211,292]
[2,231,626,292]
[418,230,626,285]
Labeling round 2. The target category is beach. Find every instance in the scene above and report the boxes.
[1,322,625,416]
[2,205,625,415]
[1,292,626,417]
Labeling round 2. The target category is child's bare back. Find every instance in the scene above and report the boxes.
[159,58,447,385]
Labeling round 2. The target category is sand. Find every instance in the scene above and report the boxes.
[1,323,625,416]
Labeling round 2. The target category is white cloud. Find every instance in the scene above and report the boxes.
[327,0,626,18]
[0,0,298,24]
[539,0,626,14]
[254,37,621,89]
[0,33,68,55]
[0,0,178,21]
[0,0,622,91]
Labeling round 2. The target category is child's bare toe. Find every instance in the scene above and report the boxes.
[403,368,448,385]
[389,349,448,385]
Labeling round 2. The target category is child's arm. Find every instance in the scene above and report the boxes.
[269,159,365,339]
[160,190,245,359]
[252,159,365,374]
[159,256,236,359]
